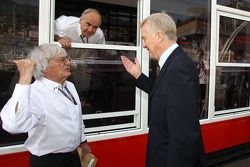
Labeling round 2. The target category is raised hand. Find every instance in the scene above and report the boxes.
[120,55,142,79]
[14,59,36,85]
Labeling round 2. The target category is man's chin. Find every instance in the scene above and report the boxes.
[83,32,93,38]
[65,71,71,77]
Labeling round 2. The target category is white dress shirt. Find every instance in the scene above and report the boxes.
[158,43,179,69]
[54,15,105,44]
[0,77,86,156]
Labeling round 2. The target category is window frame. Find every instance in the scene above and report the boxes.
[211,5,250,117]
[48,0,150,140]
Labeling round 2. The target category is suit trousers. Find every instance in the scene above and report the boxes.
[30,150,81,167]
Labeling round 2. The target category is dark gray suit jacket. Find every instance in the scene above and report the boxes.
[136,46,207,167]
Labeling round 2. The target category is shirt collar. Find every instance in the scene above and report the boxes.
[158,43,178,69]
[40,77,66,93]
[77,22,88,42]
[77,21,82,37]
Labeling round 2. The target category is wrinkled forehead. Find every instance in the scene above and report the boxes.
[44,48,67,61]
[52,53,67,59]
[81,12,101,27]
[141,23,153,36]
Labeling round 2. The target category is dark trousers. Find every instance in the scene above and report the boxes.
[30,151,81,167]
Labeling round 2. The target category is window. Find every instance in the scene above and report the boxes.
[66,48,137,129]
[53,0,142,134]
[150,0,211,119]
[0,0,39,146]
[215,67,250,111]
[217,0,250,12]
[215,13,250,114]
[54,0,137,45]
[218,16,250,64]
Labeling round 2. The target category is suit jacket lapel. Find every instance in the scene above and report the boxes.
[149,46,180,98]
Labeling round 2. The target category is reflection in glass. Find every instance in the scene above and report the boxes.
[150,0,211,119]
[84,116,134,128]
[67,48,136,117]
[217,0,250,12]
[0,0,39,146]
[219,16,250,63]
[215,67,250,111]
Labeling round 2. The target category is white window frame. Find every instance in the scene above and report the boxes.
[208,3,250,120]
[47,0,151,141]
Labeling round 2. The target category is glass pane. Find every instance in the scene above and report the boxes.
[54,0,137,45]
[85,116,134,128]
[217,0,250,12]
[0,0,39,146]
[67,48,136,114]
[219,16,250,63]
[215,67,250,111]
[150,0,211,119]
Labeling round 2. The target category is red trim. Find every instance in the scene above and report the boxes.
[0,116,250,167]
[90,134,147,167]
[0,152,30,167]
[201,116,250,153]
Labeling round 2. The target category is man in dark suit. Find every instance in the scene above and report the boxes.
[120,12,207,167]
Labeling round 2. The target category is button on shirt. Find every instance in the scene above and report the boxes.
[54,15,105,44]
[0,77,86,156]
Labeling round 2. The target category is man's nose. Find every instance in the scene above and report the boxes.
[88,26,96,32]
[65,59,71,65]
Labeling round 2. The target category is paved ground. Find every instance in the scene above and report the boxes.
[212,154,250,167]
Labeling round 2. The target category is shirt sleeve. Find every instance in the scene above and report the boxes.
[54,15,79,37]
[0,84,34,133]
[79,93,86,142]
[95,28,106,44]
[54,15,68,37]
[81,121,87,143]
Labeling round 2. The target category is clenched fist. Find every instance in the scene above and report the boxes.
[14,59,36,85]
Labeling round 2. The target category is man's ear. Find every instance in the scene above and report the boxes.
[79,16,84,23]
[156,31,164,42]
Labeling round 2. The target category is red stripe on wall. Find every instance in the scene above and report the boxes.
[0,116,250,167]
[201,116,250,153]
[91,134,147,167]
[0,151,30,167]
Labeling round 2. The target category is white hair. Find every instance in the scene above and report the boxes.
[140,12,177,41]
[27,43,67,80]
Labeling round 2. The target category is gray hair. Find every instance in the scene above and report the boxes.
[81,8,101,25]
[27,43,67,80]
[140,12,177,41]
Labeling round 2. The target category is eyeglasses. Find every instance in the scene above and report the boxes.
[52,56,71,63]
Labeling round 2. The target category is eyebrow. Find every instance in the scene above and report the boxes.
[86,21,99,28]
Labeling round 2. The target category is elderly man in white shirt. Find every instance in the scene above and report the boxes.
[55,8,105,48]
[0,43,90,167]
